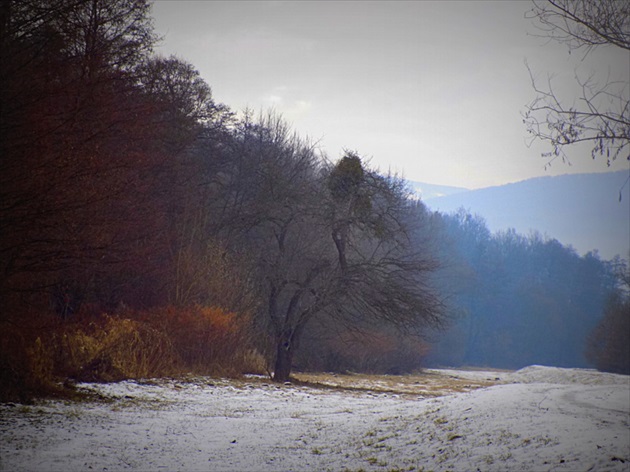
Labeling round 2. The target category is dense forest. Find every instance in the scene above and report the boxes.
[426,210,626,369]
[0,0,627,401]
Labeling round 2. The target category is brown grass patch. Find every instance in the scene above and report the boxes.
[0,304,264,402]
[292,371,499,397]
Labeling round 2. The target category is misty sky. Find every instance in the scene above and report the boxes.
[150,1,629,189]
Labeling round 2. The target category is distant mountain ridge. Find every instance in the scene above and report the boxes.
[406,181,469,200]
[410,171,630,260]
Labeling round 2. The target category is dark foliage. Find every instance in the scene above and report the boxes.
[585,262,630,374]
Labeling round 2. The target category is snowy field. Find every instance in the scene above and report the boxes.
[1,366,628,471]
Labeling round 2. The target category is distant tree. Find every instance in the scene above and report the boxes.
[586,258,630,374]
[523,0,630,167]
[443,210,494,365]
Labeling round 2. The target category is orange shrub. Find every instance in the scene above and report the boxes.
[0,304,262,402]
[135,305,261,376]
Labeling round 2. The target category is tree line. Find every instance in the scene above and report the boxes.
[426,210,628,372]
[0,0,442,390]
[1,1,627,400]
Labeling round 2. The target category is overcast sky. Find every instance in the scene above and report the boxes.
[150,1,629,189]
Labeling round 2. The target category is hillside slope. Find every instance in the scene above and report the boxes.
[406,181,469,200]
[422,170,630,260]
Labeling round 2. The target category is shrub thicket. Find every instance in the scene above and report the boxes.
[296,327,429,375]
[0,305,262,402]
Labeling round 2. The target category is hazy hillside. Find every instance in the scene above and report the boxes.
[420,170,630,260]
[406,181,469,200]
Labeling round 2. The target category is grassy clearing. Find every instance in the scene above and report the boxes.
[292,370,499,397]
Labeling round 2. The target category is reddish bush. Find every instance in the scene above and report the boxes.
[0,304,262,402]
[140,305,259,376]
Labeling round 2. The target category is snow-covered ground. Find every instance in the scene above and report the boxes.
[1,366,628,471]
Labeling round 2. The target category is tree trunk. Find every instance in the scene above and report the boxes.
[273,338,294,382]
[272,323,307,382]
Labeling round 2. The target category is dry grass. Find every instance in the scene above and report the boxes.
[0,304,264,402]
[292,371,500,397]
[128,369,503,400]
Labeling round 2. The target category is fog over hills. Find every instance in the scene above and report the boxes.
[406,181,469,200]
[411,170,630,261]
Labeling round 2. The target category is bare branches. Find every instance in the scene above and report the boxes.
[524,0,630,166]
[524,62,630,166]
[527,0,630,53]
[218,128,443,381]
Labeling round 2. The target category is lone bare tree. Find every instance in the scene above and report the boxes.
[523,0,630,167]
[212,113,443,382]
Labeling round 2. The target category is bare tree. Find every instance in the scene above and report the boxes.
[213,114,443,381]
[523,0,630,167]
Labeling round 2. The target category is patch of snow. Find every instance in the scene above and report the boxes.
[427,364,630,385]
[508,365,630,385]
[1,367,628,471]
